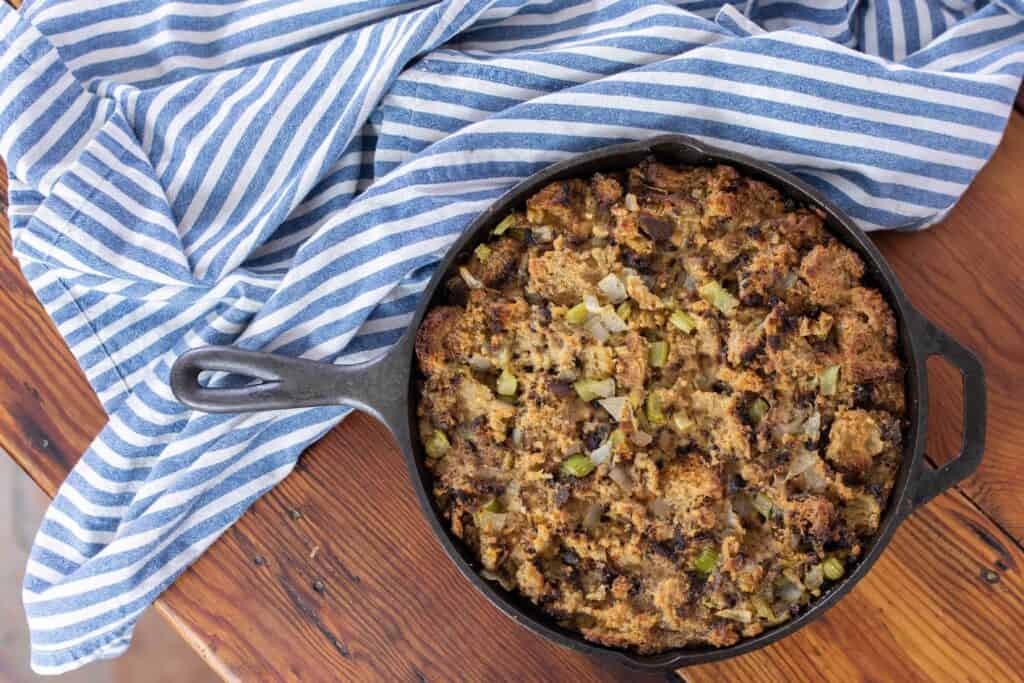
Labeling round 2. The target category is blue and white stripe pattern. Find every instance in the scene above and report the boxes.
[2,0,1022,672]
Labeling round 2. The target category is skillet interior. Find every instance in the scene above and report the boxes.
[398,136,926,670]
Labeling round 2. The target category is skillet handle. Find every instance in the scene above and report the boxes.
[904,309,987,513]
[169,343,410,432]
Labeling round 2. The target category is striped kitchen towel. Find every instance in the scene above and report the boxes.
[2,0,1022,673]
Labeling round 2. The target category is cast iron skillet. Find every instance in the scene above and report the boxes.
[170,135,986,670]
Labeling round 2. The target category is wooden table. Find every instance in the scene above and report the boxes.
[3,107,1024,682]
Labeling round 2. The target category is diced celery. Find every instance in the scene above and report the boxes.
[492,214,516,235]
[425,431,450,459]
[573,378,615,402]
[616,301,632,321]
[748,397,769,424]
[566,302,589,325]
[649,340,668,368]
[669,310,696,334]
[562,454,596,478]
[673,413,693,433]
[474,243,492,261]
[822,557,845,581]
[645,392,666,425]
[699,281,739,316]
[692,547,719,574]
[482,498,504,513]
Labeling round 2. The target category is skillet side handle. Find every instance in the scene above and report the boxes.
[905,308,987,514]
[169,341,411,432]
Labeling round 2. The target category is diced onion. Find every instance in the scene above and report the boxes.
[624,193,639,211]
[732,493,756,520]
[477,511,508,533]
[459,267,484,290]
[557,368,578,382]
[598,396,629,421]
[752,493,774,519]
[480,568,515,590]
[583,502,604,530]
[533,225,554,242]
[802,411,821,439]
[469,354,493,371]
[649,498,672,519]
[609,465,633,494]
[630,430,653,447]
[799,466,828,493]
[715,608,753,624]
[563,442,582,457]
[804,564,824,592]
[584,317,609,342]
[599,308,628,333]
[673,413,693,433]
[723,501,743,532]
[589,440,613,466]
[590,378,616,399]
[598,273,627,304]
[496,369,518,396]
[776,578,804,605]
[775,409,807,437]
[583,294,602,313]
[786,451,820,480]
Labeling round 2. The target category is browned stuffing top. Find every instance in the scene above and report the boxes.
[415,159,906,653]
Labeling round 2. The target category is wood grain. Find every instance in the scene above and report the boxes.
[2,110,1024,681]
[873,111,1024,543]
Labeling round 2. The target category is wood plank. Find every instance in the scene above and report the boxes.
[873,111,1024,544]
[2,114,1023,680]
